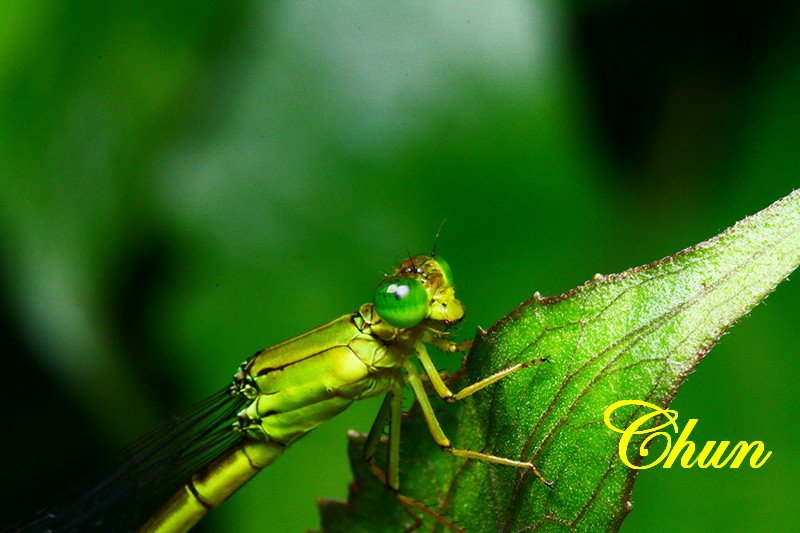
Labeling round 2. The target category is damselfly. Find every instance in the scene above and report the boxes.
[9,255,547,532]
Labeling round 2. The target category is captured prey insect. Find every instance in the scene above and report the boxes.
[11,255,550,532]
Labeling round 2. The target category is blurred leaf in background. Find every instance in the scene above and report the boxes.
[0,1,798,532]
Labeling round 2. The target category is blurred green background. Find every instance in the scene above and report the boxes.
[1,1,798,532]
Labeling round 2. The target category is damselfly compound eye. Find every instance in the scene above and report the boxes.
[373,277,428,328]
[435,256,454,286]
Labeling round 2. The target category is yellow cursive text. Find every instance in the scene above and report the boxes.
[603,400,772,469]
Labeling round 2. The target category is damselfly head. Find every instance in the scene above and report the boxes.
[373,255,464,329]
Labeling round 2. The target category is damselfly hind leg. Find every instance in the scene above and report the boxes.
[363,385,466,533]
[408,345,554,486]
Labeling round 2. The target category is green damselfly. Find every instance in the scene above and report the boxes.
[8,255,547,532]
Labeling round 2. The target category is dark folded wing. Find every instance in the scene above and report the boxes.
[8,387,248,532]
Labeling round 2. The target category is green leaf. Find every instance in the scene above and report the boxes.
[319,190,800,532]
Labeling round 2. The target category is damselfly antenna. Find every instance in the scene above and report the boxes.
[407,251,416,270]
[431,218,447,257]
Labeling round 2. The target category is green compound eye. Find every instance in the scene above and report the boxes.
[373,277,428,328]
[435,256,454,286]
